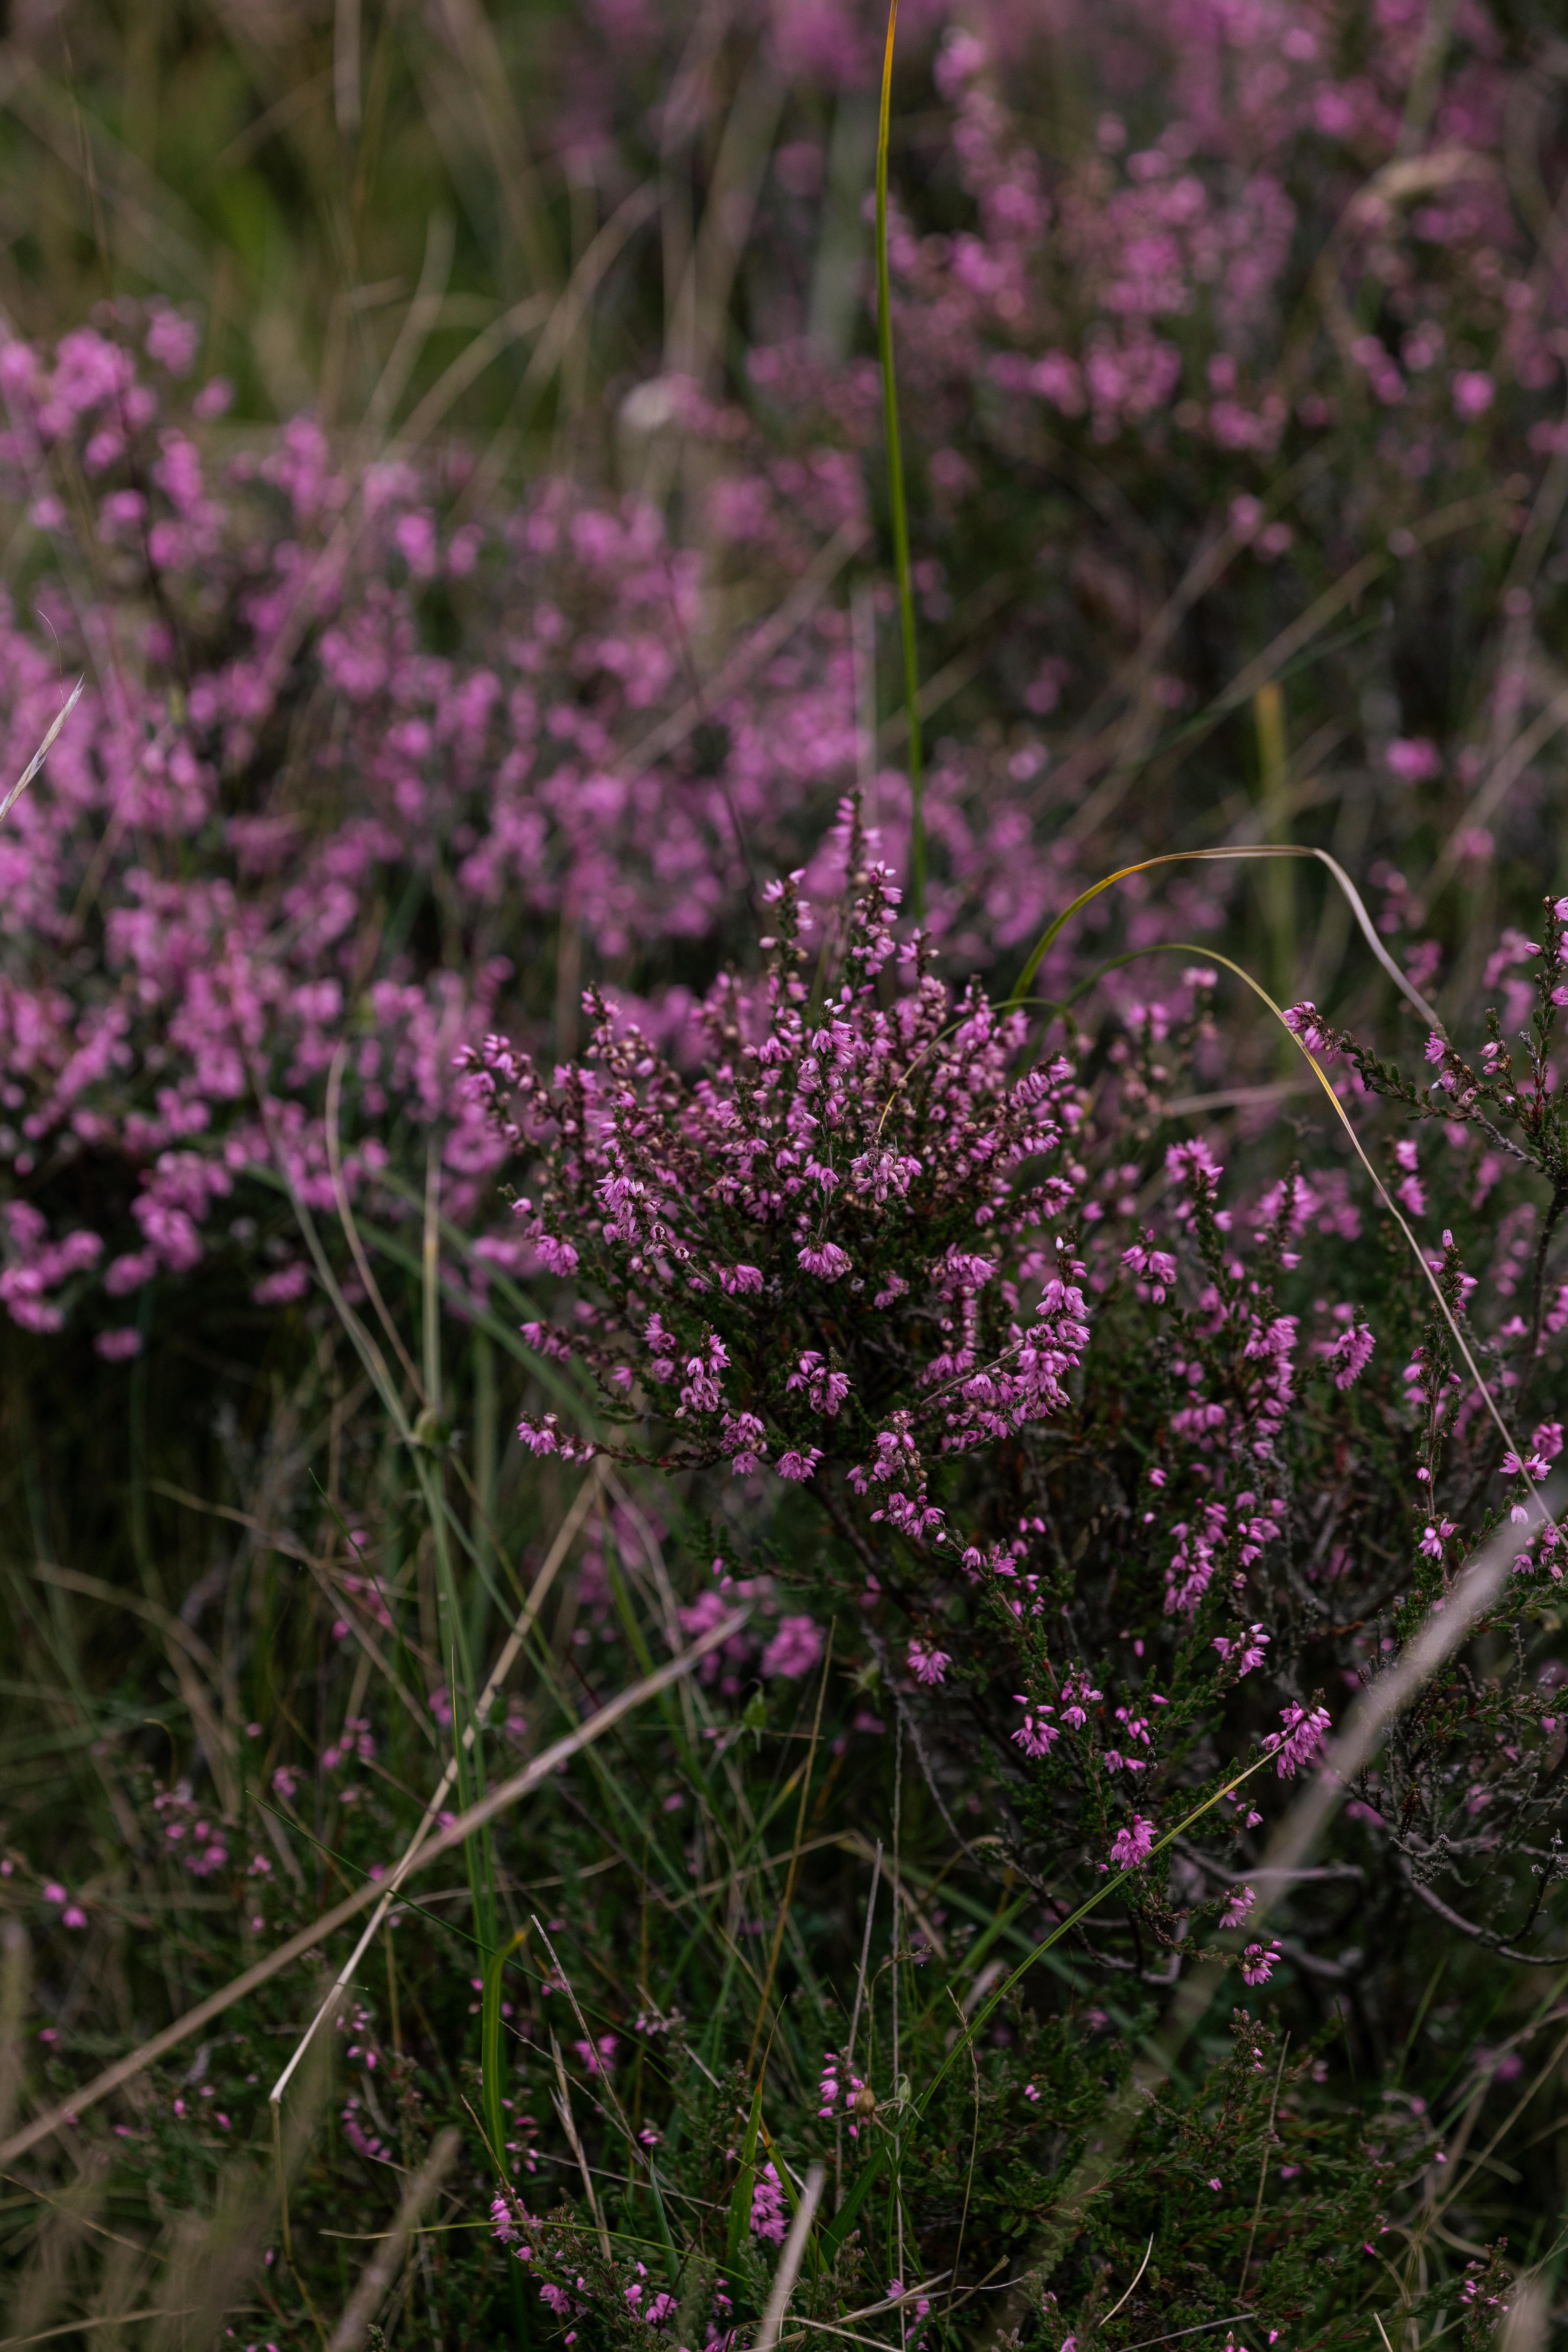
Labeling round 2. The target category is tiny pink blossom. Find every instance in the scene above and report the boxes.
[1451,369,1495,420]
[1109,1814,1156,1870]
[761,1615,825,1679]
[1281,1001,1338,1056]
[1011,1698,1058,1759]
[1263,1702,1331,1778]
[94,1327,144,1362]
[1384,737,1441,784]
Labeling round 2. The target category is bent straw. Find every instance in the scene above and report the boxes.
[1000,841,1540,1469]
[0,1607,746,2166]
[268,1460,607,2122]
[1023,1490,1559,2288]
[0,676,84,825]
[1251,1482,1563,1927]
[324,2127,461,2352]
[1005,842,1440,1030]
[1072,937,1537,1484]
[753,2162,827,2352]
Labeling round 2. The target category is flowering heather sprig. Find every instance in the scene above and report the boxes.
[1322,1312,1376,1391]
[1011,1697,1059,1760]
[459,826,1092,1520]
[750,2160,788,2242]
[1262,1703,1331,1779]
[1110,1816,1156,1870]
[907,1639,950,1684]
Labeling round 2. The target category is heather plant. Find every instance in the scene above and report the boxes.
[9,830,1568,2343]
[467,831,1568,1991]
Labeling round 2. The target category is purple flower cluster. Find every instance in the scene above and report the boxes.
[461,834,1091,1527]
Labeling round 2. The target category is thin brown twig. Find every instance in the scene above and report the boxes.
[0,1608,746,2166]
[324,2127,459,2352]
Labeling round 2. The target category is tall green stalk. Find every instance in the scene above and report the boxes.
[875,0,925,924]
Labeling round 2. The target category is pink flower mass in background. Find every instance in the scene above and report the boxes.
[0,0,1563,1351]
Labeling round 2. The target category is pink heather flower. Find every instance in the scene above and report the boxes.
[253,1262,311,1306]
[145,306,200,375]
[1213,1623,1270,1675]
[1501,1450,1550,1484]
[1011,1698,1058,1759]
[516,1412,594,1463]
[908,1640,950,1685]
[786,1350,851,1415]
[721,1412,769,1474]
[62,1904,89,1929]
[1220,1885,1256,1929]
[1384,736,1442,784]
[94,1327,144,1362]
[1324,1318,1375,1390]
[775,1447,823,1482]
[1420,1519,1458,1561]
[1241,1938,1283,1986]
[1263,1701,1331,1778]
[797,1241,851,1281]
[1451,369,1495,419]
[573,2033,618,2076]
[760,1615,825,1679]
[1109,1815,1156,1870]
[1122,1232,1178,1302]
[750,2161,787,2243]
[1281,1001,1336,1057]
[721,1264,764,1295]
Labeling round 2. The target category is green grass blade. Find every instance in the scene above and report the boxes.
[819,1747,1280,2260]
[727,2071,767,2275]
[875,0,924,923]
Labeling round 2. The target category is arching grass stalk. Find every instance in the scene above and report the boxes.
[875,0,924,923]
[1003,844,1539,1496]
[1004,842,1440,1028]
